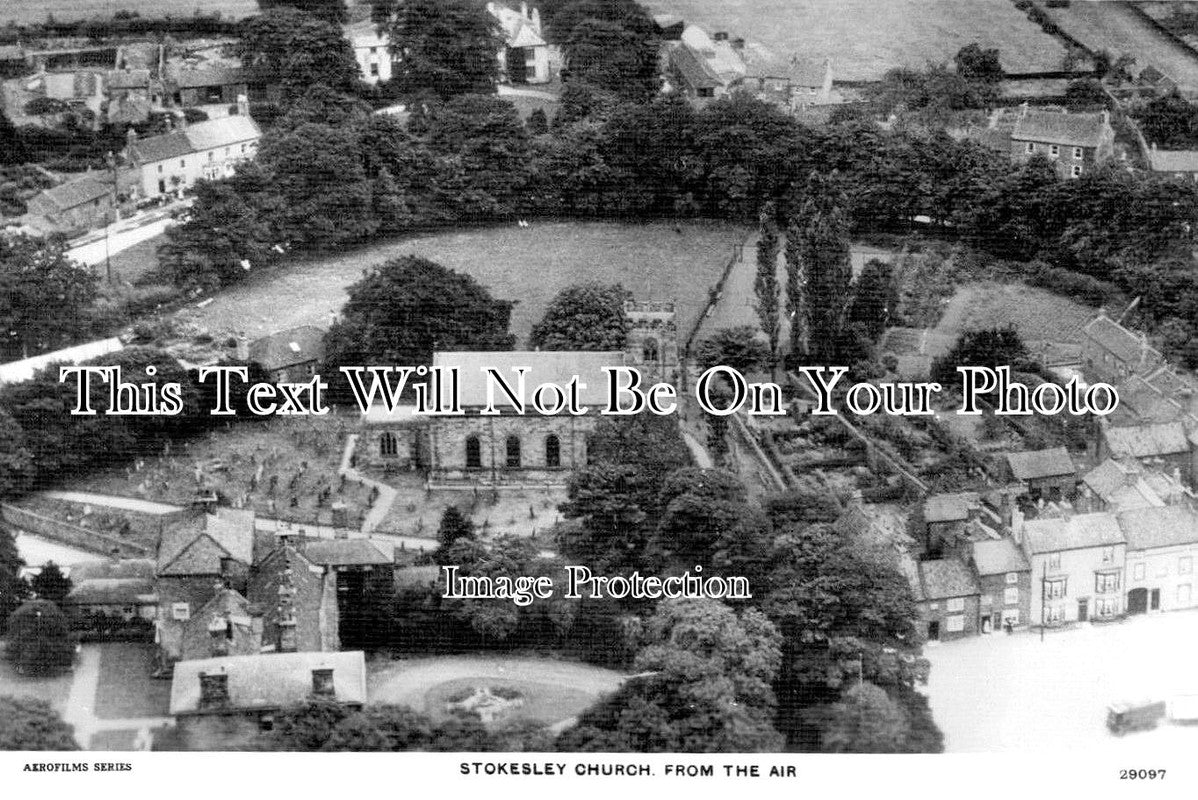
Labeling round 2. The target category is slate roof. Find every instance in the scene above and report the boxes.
[168,65,246,88]
[31,173,111,211]
[1083,459,1163,511]
[128,130,192,164]
[300,538,392,567]
[971,538,1030,576]
[1117,506,1198,551]
[248,326,326,371]
[918,558,980,600]
[170,650,367,715]
[1012,109,1110,148]
[432,350,624,409]
[1020,511,1125,554]
[1150,148,1198,174]
[129,116,261,165]
[65,577,156,606]
[489,3,547,49]
[107,68,151,90]
[1006,447,1075,481]
[1083,314,1161,370]
[1104,422,1190,458]
[1116,375,1187,425]
[70,559,156,582]
[158,509,256,575]
[671,43,723,90]
[924,492,976,524]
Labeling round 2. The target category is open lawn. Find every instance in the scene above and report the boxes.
[643,0,1069,82]
[93,643,170,720]
[2,0,257,24]
[175,220,746,347]
[935,281,1095,347]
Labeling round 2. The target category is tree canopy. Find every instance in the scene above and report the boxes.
[6,600,75,675]
[529,283,631,350]
[0,696,78,750]
[382,0,502,100]
[236,9,362,97]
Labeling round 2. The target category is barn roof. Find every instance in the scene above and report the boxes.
[1012,109,1110,148]
[1006,447,1075,481]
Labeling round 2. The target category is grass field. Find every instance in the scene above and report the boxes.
[175,220,747,346]
[936,281,1095,346]
[0,645,75,714]
[2,0,257,25]
[643,0,1068,81]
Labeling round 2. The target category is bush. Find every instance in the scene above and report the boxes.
[5,600,75,675]
[1024,263,1118,307]
[182,108,209,124]
[24,97,69,115]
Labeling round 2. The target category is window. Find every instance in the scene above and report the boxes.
[1004,587,1019,605]
[1158,561,1169,578]
[505,435,521,468]
[465,435,481,469]
[1049,144,1060,157]
[1002,609,1020,626]
[1181,584,1193,604]
[545,434,561,468]
[1048,552,1061,570]
[946,597,965,612]
[1005,572,1018,584]
[1045,604,1065,623]
[697,87,715,98]
[1133,562,1145,581]
[1096,572,1120,593]
[642,338,659,362]
[241,144,247,153]
[1071,164,1082,178]
[379,432,398,458]
[180,159,185,168]
[1074,147,1084,159]
[370,63,380,76]
[1101,546,1114,564]
[171,602,191,621]
[157,164,163,173]
[311,668,335,697]
[1095,597,1118,617]
[370,46,378,54]
[208,151,214,161]
[1025,142,1034,154]
[1180,557,1193,575]
[1045,578,1067,600]
[946,615,964,633]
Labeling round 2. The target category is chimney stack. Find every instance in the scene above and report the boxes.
[311,668,335,698]
[199,672,229,708]
[236,92,249,117]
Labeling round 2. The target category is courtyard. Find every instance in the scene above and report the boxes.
[923,610,1198,754]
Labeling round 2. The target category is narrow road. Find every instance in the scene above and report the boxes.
[39,490,182,516]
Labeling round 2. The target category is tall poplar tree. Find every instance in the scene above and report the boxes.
[754,202,781,380]
[788,173,852,364]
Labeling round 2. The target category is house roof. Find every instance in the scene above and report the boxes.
[488,3,546,49]
[1117,506,1198,551]
[1006,447,1074,482]
[1150,148,1198,174]
[345,20,388,48]
[169,650,367,715]
[168,65,246,89]
[30,173,111,212]
[129,116,261,165]
[671,43,724,90]
[107,68,151,90]
[1011,109,1110,148]
[300,538,392,567]
[158,509,256,575]
[1083,314,1161,370]
[128,130,192,164]
[70,559,156,582]
[1020,511,1125,554]
[65,577,156,606]
[1104,422,1190,458]
[1116,375,1187,425]
[918,558,980,600]
[248,326,326,371]
[1083,458,1163,511]
[431,350,624,409]
[923,492,976,524]
[0,337,124,386]
[971,538,1030,576]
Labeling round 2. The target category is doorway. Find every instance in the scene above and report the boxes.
[927,621,940,641]
[1127,587,1148,615]
[1078,598,1089,622]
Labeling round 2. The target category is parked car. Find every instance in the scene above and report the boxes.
[1106,700,1167,735]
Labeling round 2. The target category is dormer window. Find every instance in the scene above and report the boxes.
[312,668,335,697]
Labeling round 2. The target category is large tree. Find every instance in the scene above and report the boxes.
[236,8,361,97]
[0,236,98,362]
[787,173,853,364]
[0,527,27,625]
[30,562,71,606]
[529,283,630,350]
[382,0,502,100]
[558,599,784,752]
[754,203,782,376]
[817,681,912,753]
[6,600,75,675]
[563,17,659,100]
[0,408,34,501]
[0,696,78,750]
[323,256,515,369]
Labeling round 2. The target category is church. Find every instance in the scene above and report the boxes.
[357,301,678,488]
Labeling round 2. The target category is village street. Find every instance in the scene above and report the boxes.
[924,611,1198,753]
